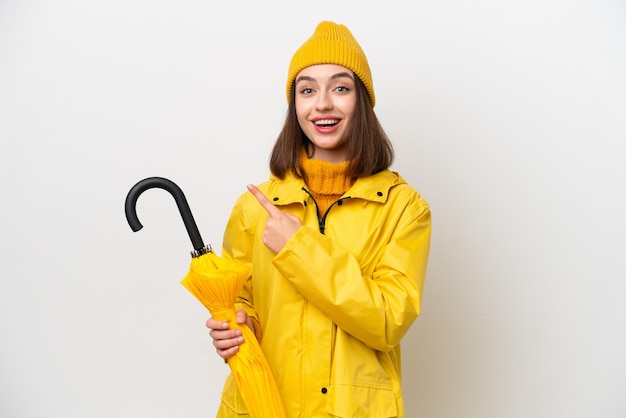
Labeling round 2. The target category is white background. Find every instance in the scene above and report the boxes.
[1,1,625,417]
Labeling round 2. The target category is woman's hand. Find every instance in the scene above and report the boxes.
[247,184,302,253]
[206,309,252,360]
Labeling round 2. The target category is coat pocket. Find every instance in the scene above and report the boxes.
[327,383,398,417]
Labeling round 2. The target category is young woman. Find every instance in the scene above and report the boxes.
[206,21,431,418]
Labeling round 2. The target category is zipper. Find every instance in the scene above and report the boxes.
[302,187,351,234]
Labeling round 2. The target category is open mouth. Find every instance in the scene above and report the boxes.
[314,119,340,128]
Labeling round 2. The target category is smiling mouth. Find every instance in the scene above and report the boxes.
[314,119,340,127]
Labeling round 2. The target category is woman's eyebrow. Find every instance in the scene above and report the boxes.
[295,75,315,84]
[331,72,354,80]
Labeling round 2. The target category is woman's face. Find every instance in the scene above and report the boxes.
[294,64,357,163]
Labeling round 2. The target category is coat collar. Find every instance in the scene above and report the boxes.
[267,170,406,206]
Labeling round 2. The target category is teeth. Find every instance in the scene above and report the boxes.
[314,119,339,126]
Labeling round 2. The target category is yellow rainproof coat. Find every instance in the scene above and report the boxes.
[216,169,431,418]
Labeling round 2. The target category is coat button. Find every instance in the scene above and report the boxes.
[273,197,279,201]
[321,387,328,394]
[377,191,383,196]
[337,200,343,206]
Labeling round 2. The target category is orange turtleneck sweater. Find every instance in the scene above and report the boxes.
[300,153,354,215]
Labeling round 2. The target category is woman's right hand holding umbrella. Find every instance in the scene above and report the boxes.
[207,310,252,360]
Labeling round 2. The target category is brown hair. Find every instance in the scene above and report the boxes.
[269,75,394,181]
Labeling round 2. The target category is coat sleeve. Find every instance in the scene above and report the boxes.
[273,192,431,352]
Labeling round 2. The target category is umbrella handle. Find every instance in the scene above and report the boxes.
[124,177,206,252]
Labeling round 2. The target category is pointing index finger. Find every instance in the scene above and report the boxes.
[247,184,282,217]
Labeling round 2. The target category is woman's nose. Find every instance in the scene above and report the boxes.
[315,91,333,110]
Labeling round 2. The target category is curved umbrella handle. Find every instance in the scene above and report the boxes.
[125,177,206,253]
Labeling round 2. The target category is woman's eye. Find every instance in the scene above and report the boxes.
[300,88,313,94]
[336,86,350,93]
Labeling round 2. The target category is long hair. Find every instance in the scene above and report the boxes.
[269,75,394,181]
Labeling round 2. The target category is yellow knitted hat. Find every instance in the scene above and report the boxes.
[286,21,375,107]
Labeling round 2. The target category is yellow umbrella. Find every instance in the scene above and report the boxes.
[125,177,287,418]
[181,249,287,418]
